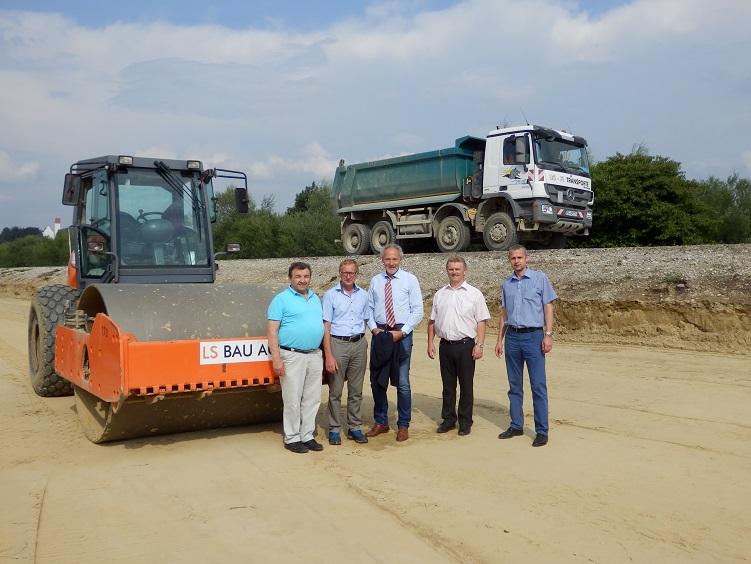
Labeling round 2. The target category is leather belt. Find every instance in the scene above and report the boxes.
[332,334,365,342]
[506,326,543,333]
[440,337,474,345]
[377,323,404,331]
[279,345,317,354]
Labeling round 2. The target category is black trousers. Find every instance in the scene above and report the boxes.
[439,339,475,428]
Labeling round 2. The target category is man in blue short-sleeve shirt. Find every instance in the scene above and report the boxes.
[494,244,558,447]
[268,261,325,454]
[321,258,370,446]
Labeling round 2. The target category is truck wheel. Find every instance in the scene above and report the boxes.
[536,233,567,249]
[28,284,79,397]
[370,221,395,255]
[436,216,470,253]
[483,212,518,251]
[341,223,371,255]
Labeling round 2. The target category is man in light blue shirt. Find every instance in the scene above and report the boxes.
[321,259,369,445]
[365,244,423,442]
[268,261,325,454]
[494,244,558,447]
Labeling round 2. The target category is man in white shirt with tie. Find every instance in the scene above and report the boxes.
[365,244,423,442]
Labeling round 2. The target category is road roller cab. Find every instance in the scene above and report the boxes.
[28,156,285,443]
[61,155,248,289]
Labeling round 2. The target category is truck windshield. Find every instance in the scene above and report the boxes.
[114,169,210,266]
[534,137,590,177]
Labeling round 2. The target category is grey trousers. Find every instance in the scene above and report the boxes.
[327,337,368,433]
[280,348,323,444]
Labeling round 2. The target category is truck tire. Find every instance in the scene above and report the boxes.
[341,223,371,255]
[436,215,471,253]
[28,284,79,397]
[370,221,395,255]
[535,233,567,249]
[483,212,518,251]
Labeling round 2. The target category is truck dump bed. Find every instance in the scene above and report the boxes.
[334,136,485,213]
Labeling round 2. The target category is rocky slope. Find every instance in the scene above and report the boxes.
[2,244,749,355]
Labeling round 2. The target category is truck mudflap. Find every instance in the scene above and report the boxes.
[54,283,287,443]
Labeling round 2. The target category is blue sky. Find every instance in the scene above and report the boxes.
[0,0,748,231]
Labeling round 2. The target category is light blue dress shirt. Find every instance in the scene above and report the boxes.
[322,282,369,337]
[501,267,557,328]
[366,268,423,334]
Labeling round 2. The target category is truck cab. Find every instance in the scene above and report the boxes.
[479,126,593,246]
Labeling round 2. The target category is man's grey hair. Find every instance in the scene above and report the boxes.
[380,243,404,259]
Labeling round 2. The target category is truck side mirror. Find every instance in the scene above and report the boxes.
[63,174,82,205]
[235,187,249,214]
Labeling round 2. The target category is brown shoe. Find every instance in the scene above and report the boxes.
[365,423,390,437]
[396,427,409,442]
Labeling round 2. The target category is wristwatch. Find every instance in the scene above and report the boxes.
[544,331,553,337]
[477,343,484,348]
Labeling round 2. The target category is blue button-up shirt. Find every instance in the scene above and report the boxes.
[367,268,423,334]
[322,282,369,337]
[501,267,557,328]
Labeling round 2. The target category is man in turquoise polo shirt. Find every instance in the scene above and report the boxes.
[268,261,325,454]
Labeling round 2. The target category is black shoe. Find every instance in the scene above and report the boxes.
[532,434,548,447]
[347,429,368,444]
[284,441,309,454]
[303,439,324,451]
[498,427,524,439]
[437,422,456,433]
[458,427,471,436]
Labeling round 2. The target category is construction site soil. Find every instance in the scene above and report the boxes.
[2,244,749,356]
[2,245,750,562]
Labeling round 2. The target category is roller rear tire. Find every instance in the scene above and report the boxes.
[28,284,79,397]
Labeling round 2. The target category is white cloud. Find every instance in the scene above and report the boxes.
[0,0,750,228]
[741,151,751,175]
[250,142,337,182]
[0,151,39,181]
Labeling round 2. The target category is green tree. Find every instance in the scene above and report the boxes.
[0,226,43,242]
[278,180,340,257]
[212,188,282,259]
[697,173,751,243]
[0,231,70,267]
[578,147,713,247]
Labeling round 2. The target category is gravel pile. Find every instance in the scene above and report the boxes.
[216,244,751,305]
[2,244,750,305]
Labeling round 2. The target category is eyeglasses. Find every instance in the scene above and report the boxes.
[339,271,358,277]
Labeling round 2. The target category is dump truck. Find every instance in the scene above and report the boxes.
[28,155,283,443]
[333,124,593,254]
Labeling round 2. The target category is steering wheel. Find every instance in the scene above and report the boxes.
[136,210,163,223]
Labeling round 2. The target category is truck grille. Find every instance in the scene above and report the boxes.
[544,184,591,208]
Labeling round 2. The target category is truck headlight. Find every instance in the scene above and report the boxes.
[586,210,593,220]
[541,204,554,214]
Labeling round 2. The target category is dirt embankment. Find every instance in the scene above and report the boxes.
[2,244,749,355]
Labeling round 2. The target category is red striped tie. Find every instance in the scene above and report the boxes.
[385,275,396,328]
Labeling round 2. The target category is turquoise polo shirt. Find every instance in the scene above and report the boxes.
[267,286,324,350]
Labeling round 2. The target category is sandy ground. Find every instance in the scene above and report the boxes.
[1,294,750,563]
